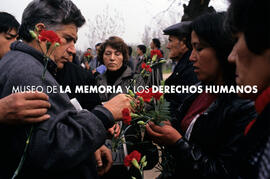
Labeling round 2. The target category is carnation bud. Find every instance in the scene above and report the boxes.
[54,42,60,47]
[142,161,147,168]
[130,100,135,109]
[159,60,167,64]
[46,42,51,51]
[141,156,146,163]
[141,69,145,74]
[128,90,135,97]
[137,121,145,125]
[152,55,157,62]
[139,97,144,106]
[131,113,140,118]
[131,159,140,170]
[29,30,37,39]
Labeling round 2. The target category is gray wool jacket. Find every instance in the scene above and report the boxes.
[0,41,114,179]
[96,66,145,102]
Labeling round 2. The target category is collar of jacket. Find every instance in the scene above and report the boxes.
[174,50,192,72]
[10,41,58,76]
[255,87,270,114]
[176,82,231,121]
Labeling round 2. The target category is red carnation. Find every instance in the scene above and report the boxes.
[122,108,131,125]
[150,49,163,59]
[146,65,152,72]
[152,91,163,100]
[84,52,91,58]
[141,63,147,69]
[136,88,153,103]
[124,150,141,167]
[38,30,61,44]
[141,63,152,73]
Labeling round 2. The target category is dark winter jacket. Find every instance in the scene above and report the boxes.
[164,50,198,118]
[0,41,114,179]
[96,66,145,102]
[166,92,256,179]
[236,88,270,179]
[55,62,101,111]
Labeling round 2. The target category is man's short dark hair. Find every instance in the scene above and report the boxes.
[19,0,86,42]
[0,12,20,34]
[152,38,161,48]
[226,0,270,54]
[137,45,146,54]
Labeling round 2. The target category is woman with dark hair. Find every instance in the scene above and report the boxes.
[150,38,164,85]
[96,36,144,101]
[146,12,256,179]
[96,36,152,179]
[151,38,161,49]
[226,0,270,178]
[135,44,147,74]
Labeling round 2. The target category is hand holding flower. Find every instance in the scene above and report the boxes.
[146,121,182,145]
[103,94,133,120]
[108,123,120,138]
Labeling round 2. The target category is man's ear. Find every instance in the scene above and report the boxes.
[35,23,46,33]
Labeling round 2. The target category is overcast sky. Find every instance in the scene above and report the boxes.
[1,0,228,50]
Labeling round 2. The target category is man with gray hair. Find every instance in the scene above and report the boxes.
[0,0,131,178]
[163,21,198,118]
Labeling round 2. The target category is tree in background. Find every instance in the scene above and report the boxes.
[85,5,125,48]
[182,0,215,21]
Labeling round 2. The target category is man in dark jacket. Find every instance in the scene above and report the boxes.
[0,11,51,124]
[163,21,198,117]
[0,0,131,179]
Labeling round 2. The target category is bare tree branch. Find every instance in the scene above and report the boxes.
[85,5,125,48]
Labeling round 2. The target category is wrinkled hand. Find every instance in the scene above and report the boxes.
[0,92,51,124]
[103,94,132,120]
[146,121,182,145]
[108,123,120,138]
[95,145,112,176]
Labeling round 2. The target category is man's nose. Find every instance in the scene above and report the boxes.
[166,43,170,49]
[67,45,76,56]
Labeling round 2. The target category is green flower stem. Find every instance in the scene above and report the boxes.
[42,57,49,80]
[12,126,34,179]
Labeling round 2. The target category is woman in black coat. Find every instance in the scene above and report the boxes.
[227,0,270,178]
[146,12,256,179]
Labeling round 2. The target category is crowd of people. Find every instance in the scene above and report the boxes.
[0,0,270,178]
